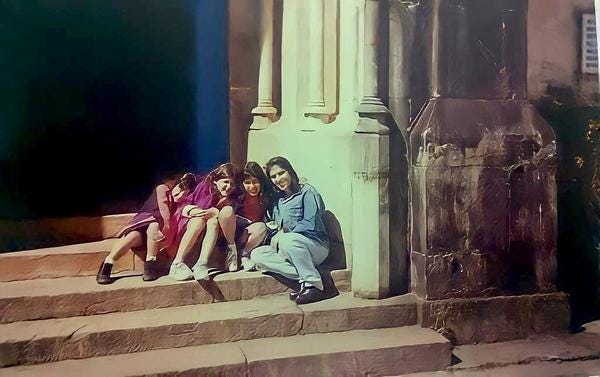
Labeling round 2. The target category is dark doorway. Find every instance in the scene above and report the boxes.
[0,0,229,220]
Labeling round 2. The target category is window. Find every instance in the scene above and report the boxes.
[582,14,598,74]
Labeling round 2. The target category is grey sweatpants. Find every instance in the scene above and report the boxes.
[250,232,329,290]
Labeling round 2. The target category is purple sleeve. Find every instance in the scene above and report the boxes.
[187,177,216,209]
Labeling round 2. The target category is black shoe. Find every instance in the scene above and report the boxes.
[143,260,160,282]
[295,286,327,305]
[96,262,114,285]
[289,286,306,301]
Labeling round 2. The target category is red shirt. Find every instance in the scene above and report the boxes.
[239,194,264,222]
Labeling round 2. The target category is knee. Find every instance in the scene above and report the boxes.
[146,222,159,234]
[188,217,205,232]
[278,233,300,250]
[248,222,267,237]
[218,206,234,220]
[250,245,272,262]
[206,217,219,230]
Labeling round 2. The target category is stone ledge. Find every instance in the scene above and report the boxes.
[416,292,570,345]
[0,342,247,377]
[0,270,351,323]
[0,239,132,282]
[0,214,134,253]
[389,321,600,377]
[0,293,418,367]
[0,326,449,377]
[450,330,600,371]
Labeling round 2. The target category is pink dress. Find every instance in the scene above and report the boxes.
[117,184,179,252]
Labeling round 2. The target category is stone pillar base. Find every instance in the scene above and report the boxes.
[351,131,390,299]
[416,292,570,345]
[250,114,276,130]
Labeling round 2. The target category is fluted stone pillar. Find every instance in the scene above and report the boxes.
[352,0,392,299]
[251,0,277,130]
[306,0,324,109]
[355,0,389,134]
[303,0,336,125]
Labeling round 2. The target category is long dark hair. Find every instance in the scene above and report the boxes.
[265,156,301,194]
[207,163,243,199]
[244,161,275,214]
[178,173,198,191]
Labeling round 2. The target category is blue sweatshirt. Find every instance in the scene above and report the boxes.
[274,184,329,246]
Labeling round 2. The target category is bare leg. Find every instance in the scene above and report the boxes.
[217,206,236,244]
[98,231,142,284]
[243,222,267,256]
[145,222,161,261]
[105,231,143,264]
[196,217,219,266]
[192,218,219,280]
[218,206,239,271]
[173,217,206,263]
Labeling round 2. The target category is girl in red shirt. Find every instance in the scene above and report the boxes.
[236,161,275,271]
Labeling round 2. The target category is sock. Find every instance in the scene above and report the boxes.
[104,257,114,264]
[228,243,237,253]
[146,256,157,262]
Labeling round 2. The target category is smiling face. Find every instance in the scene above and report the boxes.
[243,176,261,197]
[268,165,292,193]
[214,177,233,197]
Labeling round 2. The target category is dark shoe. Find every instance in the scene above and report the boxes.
[288,286,306,301]
[143,260,160,282]
[295,286,327,305]
[96,262,114,285]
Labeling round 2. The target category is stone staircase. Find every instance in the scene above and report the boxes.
[0,240,452,376]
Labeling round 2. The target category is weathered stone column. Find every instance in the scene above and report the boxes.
[352,0,392,299]
[250,0,277,130]
[409,0,568,344]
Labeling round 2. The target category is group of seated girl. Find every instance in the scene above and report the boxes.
[96,156,330,305]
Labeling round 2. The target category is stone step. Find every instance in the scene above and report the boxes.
[0,326,450,377]
[0,239,134,282]
[0,293,418,367]
[396,321,600,377]
[0,269,351,323]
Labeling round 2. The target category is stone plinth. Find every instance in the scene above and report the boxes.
[417,292,570,345]
[410,99,557,300]
[351,131,391,299]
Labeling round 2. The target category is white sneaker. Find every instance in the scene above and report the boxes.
[192,263,210,281]
[241,257,257,272]
[169,262,193,281]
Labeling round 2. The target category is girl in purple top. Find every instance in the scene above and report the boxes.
[168,163,244,281]
[96,173,197,284]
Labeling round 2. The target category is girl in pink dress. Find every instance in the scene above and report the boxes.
[168,163,244,281]
[96,173,197,284]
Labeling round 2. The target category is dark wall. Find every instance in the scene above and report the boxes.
[539,95,600,329]
[0,0,228,219]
